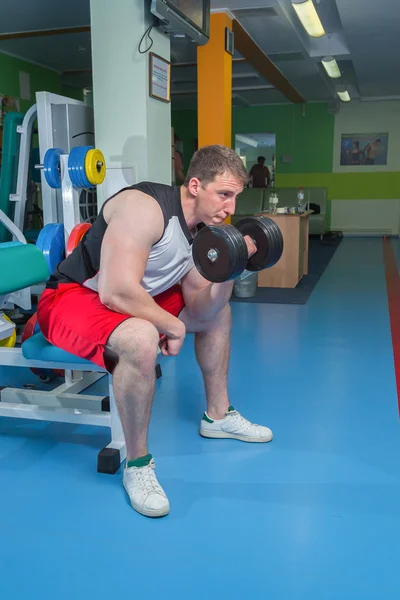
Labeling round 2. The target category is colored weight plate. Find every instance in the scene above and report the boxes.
[0,314,16,348]
[85,148,106,185]
[77,146,93,188]
[192,224,248,283]
[43,148,64,189]
[36,223,66,275]
[68,146,85,188]
[235,216,284,271]
[68,146,93,188]
[66,222,92,257]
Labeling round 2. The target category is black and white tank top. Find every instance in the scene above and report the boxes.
[46,182,195,297]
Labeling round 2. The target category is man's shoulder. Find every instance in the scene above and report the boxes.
[132,181,175,192]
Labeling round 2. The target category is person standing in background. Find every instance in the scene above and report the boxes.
[249,156,271,188]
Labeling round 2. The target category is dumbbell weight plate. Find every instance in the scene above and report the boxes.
[192,224,248,283]
[235,216,284,271]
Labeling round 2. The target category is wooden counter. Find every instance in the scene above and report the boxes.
[256,210,312,289]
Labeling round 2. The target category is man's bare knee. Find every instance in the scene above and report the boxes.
[184,303,231,333]
[107,318,159,371]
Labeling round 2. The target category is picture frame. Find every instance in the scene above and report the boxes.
[340,132,389,166]
[149,52,171,103]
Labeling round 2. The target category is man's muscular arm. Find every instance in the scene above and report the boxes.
[98,191,184,341]
[181,236,257,321]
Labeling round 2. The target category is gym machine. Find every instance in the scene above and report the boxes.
[0,146,126,475]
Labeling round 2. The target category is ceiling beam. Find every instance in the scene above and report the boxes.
[0,26,90,41]
[172,84,274,96]
[171,58,246,68]
[232,19,305,104]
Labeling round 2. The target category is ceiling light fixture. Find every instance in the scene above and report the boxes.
[292,0,326,38]
[321,56,341,78]
[337,90,351,102]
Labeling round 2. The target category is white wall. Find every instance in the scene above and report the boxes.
[90,0,171,206]
[333,99,400,173]
[331,199,400,236]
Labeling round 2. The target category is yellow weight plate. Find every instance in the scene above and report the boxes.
[85,148,106,185]
[0,314,16,348]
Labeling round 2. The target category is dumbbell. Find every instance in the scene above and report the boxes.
[192,216,284,283]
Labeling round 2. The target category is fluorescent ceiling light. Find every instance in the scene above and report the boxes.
[292,0,326,38]
[337,90,351,102]
[321,56,341,78]
[235,134,258,148]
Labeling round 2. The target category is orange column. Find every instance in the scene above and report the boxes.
[197,12,233,149]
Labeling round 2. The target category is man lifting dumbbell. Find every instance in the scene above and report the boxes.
[37,144,275,518]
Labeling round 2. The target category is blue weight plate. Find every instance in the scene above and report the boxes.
[68,147,80,188]
[68,147,83,188]
[43,148,64,189]
[36,223,65,275]
[82,146,94,188]
[78,146,93,188]
[68,146,93,188]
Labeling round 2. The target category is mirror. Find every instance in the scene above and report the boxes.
[235,133,276,188]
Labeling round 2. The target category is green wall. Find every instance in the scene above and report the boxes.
[0,52,82,113]
[233,103,334,174]
[171,102,334,174]
[172,101,399,231]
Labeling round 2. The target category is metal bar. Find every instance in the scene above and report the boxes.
[60,154,81,242]
[0,388,106,411]
[0,208,26,243]
[52,372,105,395]
[13,104,38,232]
[0,403,110,426]
[0,26,90,41]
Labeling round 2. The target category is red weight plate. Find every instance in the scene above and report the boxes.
[66,223,92,257]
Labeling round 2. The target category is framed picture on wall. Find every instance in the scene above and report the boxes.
[340,132,389,166]
[149,52,171,103]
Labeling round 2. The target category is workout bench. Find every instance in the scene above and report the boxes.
[0,207,127,473]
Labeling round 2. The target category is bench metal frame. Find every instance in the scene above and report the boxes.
[0,348,126,473]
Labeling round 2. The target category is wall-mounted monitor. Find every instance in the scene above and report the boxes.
[151,0,210,45]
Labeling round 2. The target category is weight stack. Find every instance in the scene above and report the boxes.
[233,273,258,298]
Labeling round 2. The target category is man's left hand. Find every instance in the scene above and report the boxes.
[243,235,257,258]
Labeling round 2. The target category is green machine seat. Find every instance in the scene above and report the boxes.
[0,242,49,295]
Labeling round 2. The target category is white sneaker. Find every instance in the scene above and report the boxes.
[123,458,170,518]
[200,407,273,443]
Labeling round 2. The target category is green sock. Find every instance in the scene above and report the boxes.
[127,454,152,468]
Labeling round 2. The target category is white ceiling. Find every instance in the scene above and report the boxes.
[0,0,399,109]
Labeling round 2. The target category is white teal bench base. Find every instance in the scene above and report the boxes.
[0,333,127,474]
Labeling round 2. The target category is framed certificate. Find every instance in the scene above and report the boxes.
[149,52,171,103]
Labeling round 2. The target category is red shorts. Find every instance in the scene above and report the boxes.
[37,283,185,371]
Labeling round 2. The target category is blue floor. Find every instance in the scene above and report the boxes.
[0,238,399,600]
